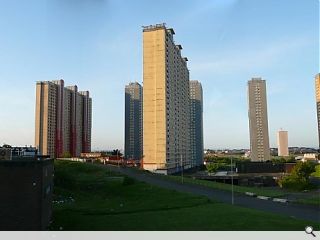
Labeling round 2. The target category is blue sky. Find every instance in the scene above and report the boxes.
[0,0,318,150]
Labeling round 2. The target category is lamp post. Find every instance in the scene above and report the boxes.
[181,154,184,184]
[231,157,234,205]
[117,151,120,168]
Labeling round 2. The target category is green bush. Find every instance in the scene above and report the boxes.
[271,155,296,163]
[291,161,316,179]
[206,163,219,173]
[206,162,227,173]
[278,162,316,191]
[311,165,320,177]
[278,175,310,191]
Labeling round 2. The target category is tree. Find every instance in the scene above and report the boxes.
[112,149,122,156]
[291,161,316,179]
[311,165,320,177]
[206,163,225,173]
[278,162,316,191]
[288,155,296,162]
[271,157,286,163]
[278,174,309,191]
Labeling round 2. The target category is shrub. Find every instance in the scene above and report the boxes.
[311,165,320,177]
[278,175,310,191]
[278,162,316,191]
[206,162,231,173]
[291,161,316,179]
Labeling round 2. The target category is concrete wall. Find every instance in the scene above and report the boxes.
[0,158,54,230]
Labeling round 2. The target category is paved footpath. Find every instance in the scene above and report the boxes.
[99,164,320,223]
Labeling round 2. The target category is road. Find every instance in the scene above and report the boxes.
[99,164,320,223]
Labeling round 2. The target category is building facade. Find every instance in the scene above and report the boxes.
[277,130,289,157]
[143,24,191,174]
[125,82,143,160]
[10,146,37,157]
[0,156,54,230]
[315,73,320,149]
[35,80,92,158]
[190,80,204,167]
[247,78,271,161]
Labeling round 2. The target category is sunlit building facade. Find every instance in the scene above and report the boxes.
[35,80,92,158]
[142,24,191,174]
[315,73,320,148]
[277,130,289,157]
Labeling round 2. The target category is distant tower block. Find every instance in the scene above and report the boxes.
[124,82,143,161]
[247,78,271,161]
[35,80,92,158]
[315,73,320,148]
[277,130,289,157]
[189,80,204,167]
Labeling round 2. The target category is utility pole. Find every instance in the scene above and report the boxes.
[181,154,184,184]
[117,150,120,168]
[231,157,234,205]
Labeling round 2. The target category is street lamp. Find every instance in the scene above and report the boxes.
[231,157,234,205]
[181,154,184,184]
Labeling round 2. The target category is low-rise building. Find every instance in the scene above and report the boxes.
[1,145,38,158]
[302,153,319,163]
[12,146,37,157]
[80,152,102,159]
[0,155,54,230]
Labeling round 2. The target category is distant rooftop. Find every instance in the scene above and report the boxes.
[167,28,175,34]
[250,77,265,81]
[190,80,201,85]
[143,23,189,67]
[126,82,142,87]
[36,80,90,96]
[142,23,166,32]
[36,79,63,85]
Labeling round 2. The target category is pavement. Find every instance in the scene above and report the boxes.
[98,164,320,223]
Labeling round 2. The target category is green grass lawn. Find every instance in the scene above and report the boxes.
[160,174,286,197]
[121,166,287,197]
[51,160,317,231]
[295,196,320,206]
[151,171,320,207]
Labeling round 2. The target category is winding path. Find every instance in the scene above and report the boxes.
[99,164,320,223]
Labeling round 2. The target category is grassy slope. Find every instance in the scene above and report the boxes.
[157,172,320,207]
[296,197,320,206]
[163,174,285,197]
[51,160,317,231]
